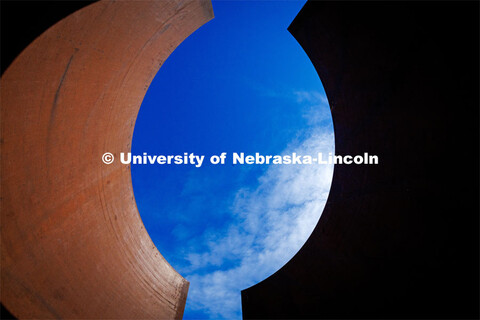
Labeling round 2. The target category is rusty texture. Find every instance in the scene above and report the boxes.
[1,1,213,318]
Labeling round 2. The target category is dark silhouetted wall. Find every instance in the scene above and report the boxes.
[242,2,479,319]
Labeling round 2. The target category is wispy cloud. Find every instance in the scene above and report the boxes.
[294,90,329,104]
[294,90,332,127]
[180,91,334,318]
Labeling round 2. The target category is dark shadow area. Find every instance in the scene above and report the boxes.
[242,1,479,319]
[1,303,16,320]
[1,1,96,75]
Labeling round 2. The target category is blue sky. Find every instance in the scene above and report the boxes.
[132,1,334,318]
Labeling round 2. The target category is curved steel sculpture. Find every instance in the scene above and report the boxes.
[1,1,213,318]
[242,2,478,318]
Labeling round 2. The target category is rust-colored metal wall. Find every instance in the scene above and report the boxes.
[1,1,213,318]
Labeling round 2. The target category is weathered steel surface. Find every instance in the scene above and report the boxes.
[1,1,213,318]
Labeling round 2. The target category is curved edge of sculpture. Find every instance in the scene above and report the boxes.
[242,1,480,319]
[0,1,213,318]
[242,1,479,319]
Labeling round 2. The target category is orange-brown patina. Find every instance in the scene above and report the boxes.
[1,1,213,318]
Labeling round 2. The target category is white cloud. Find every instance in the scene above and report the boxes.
[294,90,329,104]
[180,117,335,319]
[294,90,331,126]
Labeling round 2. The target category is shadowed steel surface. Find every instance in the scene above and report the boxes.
[242,1,479,319]
[1,1,213,318]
